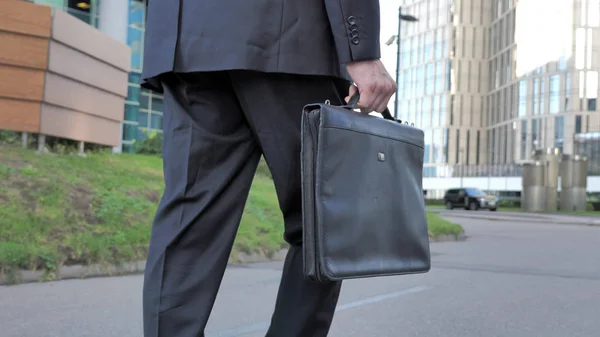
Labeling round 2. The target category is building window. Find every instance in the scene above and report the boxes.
[436,61,444,92]
[456,129,460,164]
[532,119,539,150]
[424,130,432,163]
[503,125,508,164]
[432,95,440,127]
[565,72,571,110]
[587,71,598,111]
[466,130,470,165]
[443,128,449,163]
[416,66,425,96]
[424,32,433,62]
[555,116,564,152]
[426,63,435,94]
[435,29,443,59]
[433,129,441,163]
[128,0,146,72]
[440,95,447,126]
[521,120,528,160]
[410,37,418,66]
[446,60,452,91]
[422,97,431,127]
[32,0,101,27]
[540,77,545,114]
[533,78,541,115]
[576,115,582,134]
[558,56,568,71]
[518,80,527,117]
[549,74,560,114]
[476,130,480,164]
[401,39,411,68]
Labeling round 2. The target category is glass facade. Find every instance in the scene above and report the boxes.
[398,0,452,179]
[398,0,600,178]
[27,0,101,27]
[122,0,164,153]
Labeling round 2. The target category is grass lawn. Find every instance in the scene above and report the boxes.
[426,212,465,238]
[0,144,463,282]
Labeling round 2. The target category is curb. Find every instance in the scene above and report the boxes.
[430,232,467,242]
[0,235,465,286]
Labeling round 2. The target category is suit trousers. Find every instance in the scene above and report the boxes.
[142,70,349,337]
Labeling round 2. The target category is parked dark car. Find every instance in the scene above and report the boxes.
[443,188,498,211]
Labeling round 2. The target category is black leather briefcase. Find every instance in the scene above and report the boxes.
[301,94,431,282]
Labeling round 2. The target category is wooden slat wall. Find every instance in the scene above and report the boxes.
[0,31,49,70]
[0,1,131,146]
[0,97,41,132]
[40,103,122,147]
[0,0,52,38]
[39,9,130,146]
[0,0,51,133]
[0,65,45,101]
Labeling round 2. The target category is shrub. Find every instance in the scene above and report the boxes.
[134,131,163,156]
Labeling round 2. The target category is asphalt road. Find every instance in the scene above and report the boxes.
[2,216,600,337]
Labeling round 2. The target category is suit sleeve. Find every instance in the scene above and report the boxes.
[324,0,381,64]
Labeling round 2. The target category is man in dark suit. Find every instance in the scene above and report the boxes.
[140,1,396,336]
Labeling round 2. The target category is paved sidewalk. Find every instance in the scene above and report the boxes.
[430,208,600,226]
[2,217,600,337]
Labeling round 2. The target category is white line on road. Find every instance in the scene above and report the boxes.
[207,285,430,337]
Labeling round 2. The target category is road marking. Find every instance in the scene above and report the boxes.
[207,285,430,337]
[335,285,429,311]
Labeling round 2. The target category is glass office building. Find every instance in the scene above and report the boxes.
[26,0,101,27]
[123,0,164,153]
[398,0,600,177]
[26,0,164,153]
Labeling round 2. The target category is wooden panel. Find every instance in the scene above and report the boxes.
[40,103,122,147]
[0,64,45,101]
[0,97,41,132]
[0,0,52,38]
[48,41,129,98]
[0,31,49,70]
[44,72,125,122]
[52,10,131,72]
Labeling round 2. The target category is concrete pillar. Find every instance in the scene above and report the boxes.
[98,0,129,154]
[37,134,46,153]
[98,0,129,44]
[21,133,28,148]
[78,141,85,156]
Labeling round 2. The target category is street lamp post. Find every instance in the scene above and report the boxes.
[391,7,418,120]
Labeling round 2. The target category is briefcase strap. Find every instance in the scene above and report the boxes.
[346,93,415,127]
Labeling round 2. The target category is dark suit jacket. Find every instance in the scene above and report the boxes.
[141,0,382,92]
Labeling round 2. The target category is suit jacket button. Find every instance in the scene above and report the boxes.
[347,16,356,25]
[350,30,359,38]
[351,36,360,45]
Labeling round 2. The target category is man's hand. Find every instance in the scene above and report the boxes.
[345,59,397,113]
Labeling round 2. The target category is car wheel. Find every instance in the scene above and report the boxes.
[446,201,453,210]
[490,208,497,212]
[469,201,478,211]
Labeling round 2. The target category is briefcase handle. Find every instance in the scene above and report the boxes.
[345,93,415,126]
